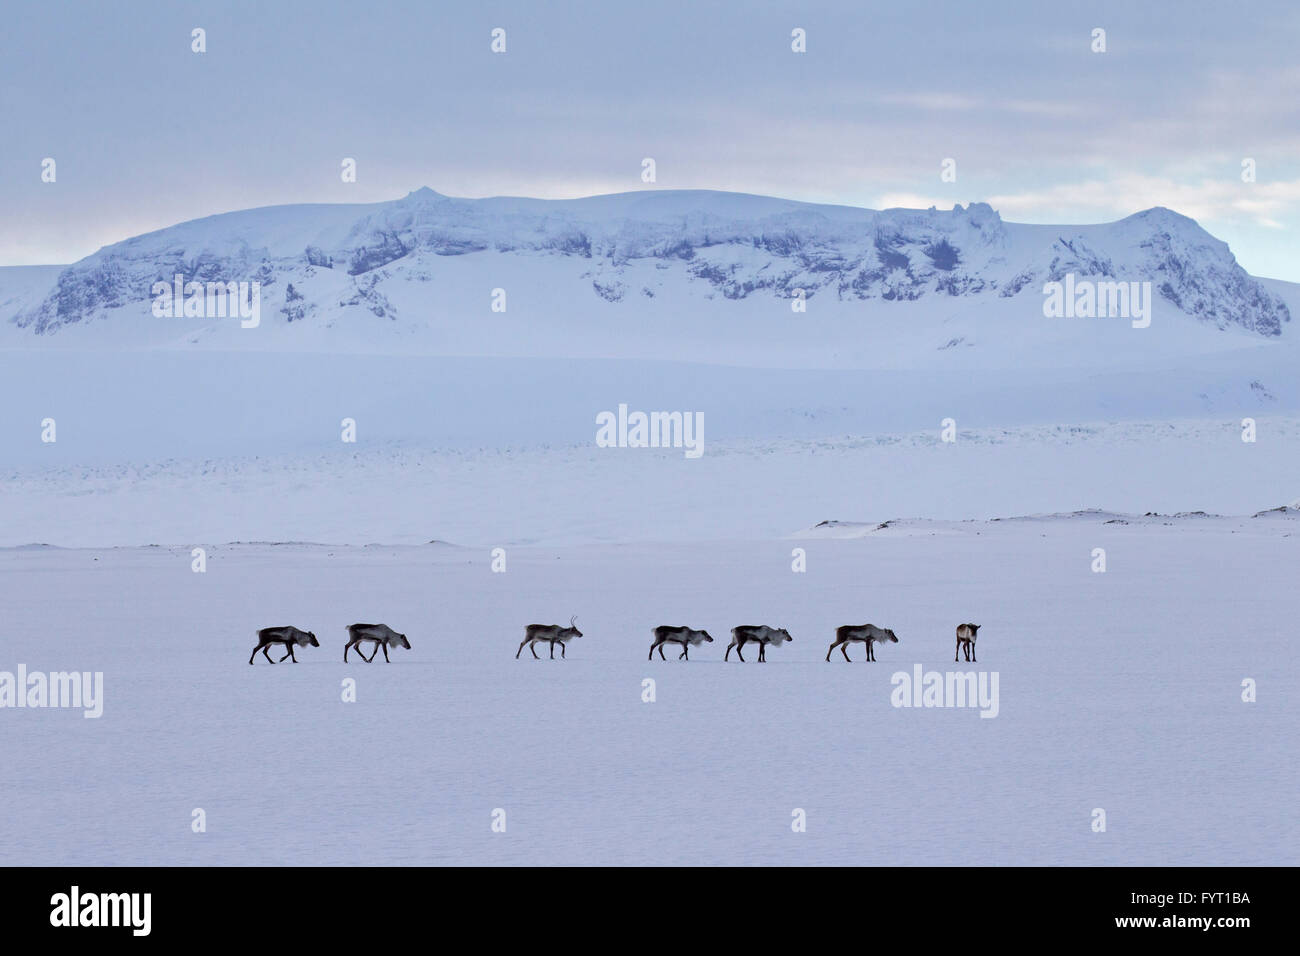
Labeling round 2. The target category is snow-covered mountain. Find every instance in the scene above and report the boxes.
[3,187,1292,363]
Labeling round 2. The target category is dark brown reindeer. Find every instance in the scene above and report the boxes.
[344,623,411,662]
[955,623,981,662]
[517,616,583,659]
[249,626,319,664]
[724,625,793,662]
[826,624,898,661]
[649,625,713,660]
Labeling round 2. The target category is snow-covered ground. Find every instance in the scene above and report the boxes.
[2,515,1294,865]
[4,414,1300,548]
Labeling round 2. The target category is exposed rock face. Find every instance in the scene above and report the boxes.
[9,188,1289,337]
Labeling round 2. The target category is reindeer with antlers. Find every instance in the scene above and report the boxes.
[516,616,583,659]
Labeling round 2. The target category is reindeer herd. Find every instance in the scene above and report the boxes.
[248,619,985,663]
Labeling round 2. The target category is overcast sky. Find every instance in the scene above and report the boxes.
[3,0,1298,279]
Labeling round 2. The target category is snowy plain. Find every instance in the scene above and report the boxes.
[2,515,1295,866]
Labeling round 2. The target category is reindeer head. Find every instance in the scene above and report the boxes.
[566,616,583,638]
[968,624,980,637]
[885,629,899,643]
[776,628,793,643]
[700,630,714,643]
[307,631,319,647]
[398,633,411,649]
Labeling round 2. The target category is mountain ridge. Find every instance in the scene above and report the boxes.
[3,187,1291,344]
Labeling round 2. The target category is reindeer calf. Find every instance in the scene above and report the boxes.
[955,623,981,662]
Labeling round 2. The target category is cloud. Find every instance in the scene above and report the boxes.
[872,92,1082,116]
[879,174,1300,227]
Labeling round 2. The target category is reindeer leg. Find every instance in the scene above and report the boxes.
[288,645,298,662]
[516,640,526,659]
[955,641,961,662]
[649,642,657,661]
[382,643,390,662]
[364,644,378,662]
[680,645,688,660]
[263,644,276,663]
[658,643,667,660]
[530,641,540,659]
[559,641,566,659]
[841,643,852,662]
[971,644,976,663]
[250,643,263,665]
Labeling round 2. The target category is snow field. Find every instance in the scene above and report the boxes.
[1,519,1293,865]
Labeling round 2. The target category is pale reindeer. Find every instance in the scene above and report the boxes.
[725,625,793,662]
[649,625,714,660]
[249,626,319,665]
[955,623,981,662]
[344,623,411,662]
[517,616,583,659]
[826,624,898,661]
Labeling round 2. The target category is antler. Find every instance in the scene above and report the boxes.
[569,615,577,627]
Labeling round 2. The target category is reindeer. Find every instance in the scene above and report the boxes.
[249,626,318,664]
[955,623,981,662]
[516,616,582,659]
[344,623,411,662]
[724,625,793,662]
[649,625,714,660]
[826,624,898,661]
